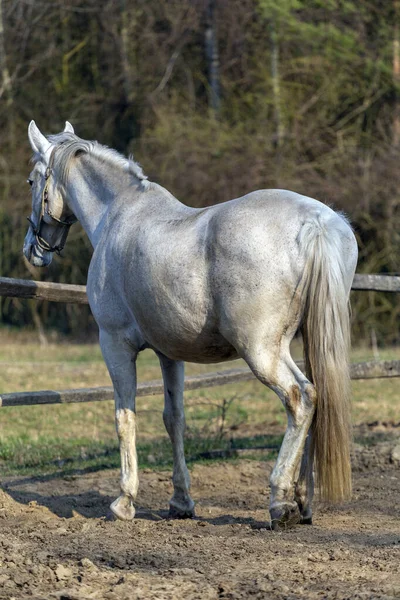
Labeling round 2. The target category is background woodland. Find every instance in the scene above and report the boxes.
[0,0,399,344]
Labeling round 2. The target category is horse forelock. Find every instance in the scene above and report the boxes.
[35,132,148,188]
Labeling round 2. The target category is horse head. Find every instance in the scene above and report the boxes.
[24,121,77,267]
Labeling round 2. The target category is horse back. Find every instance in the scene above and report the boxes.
[87,188,353,361]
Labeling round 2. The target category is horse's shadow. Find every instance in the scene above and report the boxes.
[1,470,166,521]
[3,486,113,519]
[2,485,175,522]
[1,474,271,527]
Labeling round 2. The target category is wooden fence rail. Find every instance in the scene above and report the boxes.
[1,360,400,408]
[1,273,400,304]
[0,274,399,409]
[0,277,88,304]
[351,274,400,292]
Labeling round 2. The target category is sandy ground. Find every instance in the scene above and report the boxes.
[1,438,400,600]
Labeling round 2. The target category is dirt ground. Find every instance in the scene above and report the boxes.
[1,436,400,600]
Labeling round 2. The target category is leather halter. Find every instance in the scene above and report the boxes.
[27,147,77,255]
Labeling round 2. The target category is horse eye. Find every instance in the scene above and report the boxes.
[27,179,33,187]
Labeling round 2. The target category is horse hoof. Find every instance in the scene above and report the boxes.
[300,508,313,525]
[270,502,301,531]
[168,501,195,519]
[300,515,313,525]
[110,495,135,521]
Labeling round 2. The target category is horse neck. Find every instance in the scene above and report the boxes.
[63,155,140,248]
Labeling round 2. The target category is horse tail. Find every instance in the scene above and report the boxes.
[299,212,356,503]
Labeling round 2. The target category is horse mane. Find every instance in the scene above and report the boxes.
[42,132,148,189]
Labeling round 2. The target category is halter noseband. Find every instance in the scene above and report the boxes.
[27,147,77,255]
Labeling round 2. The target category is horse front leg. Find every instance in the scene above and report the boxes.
[99,329,138,521]
[158,354,195,518]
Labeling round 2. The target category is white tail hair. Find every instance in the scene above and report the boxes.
[299,212,353,502]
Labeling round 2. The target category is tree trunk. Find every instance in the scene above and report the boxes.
[385,0,400,272]
[111,0,139,151]
[205,0,220,115]
[0,0,15,151]
[269,17,283,149]
[120,0,134,104]
[393,0,400,146]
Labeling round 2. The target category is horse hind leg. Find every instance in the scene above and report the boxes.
[245,347,316,530]
[294,430,314,525]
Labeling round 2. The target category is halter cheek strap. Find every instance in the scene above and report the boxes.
[27,148,77,255]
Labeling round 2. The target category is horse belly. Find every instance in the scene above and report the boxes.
[144,323,238,363]
[169,339,238,363]
[157,342,238,364]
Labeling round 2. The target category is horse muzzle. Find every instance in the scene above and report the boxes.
[23,238,53,267]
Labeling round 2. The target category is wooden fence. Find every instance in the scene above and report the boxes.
[1,273,400,304]
[1,360,400,408]
[0,273,399,408]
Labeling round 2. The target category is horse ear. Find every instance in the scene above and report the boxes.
[64,121,75,134]
[28,121,51,156]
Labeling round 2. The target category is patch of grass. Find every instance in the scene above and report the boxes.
[353,431,399,446]
[0,332,399,476]
[0,432,283,477]
[0,436,119,476]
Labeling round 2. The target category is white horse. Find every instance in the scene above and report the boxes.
[23,121,358,530]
